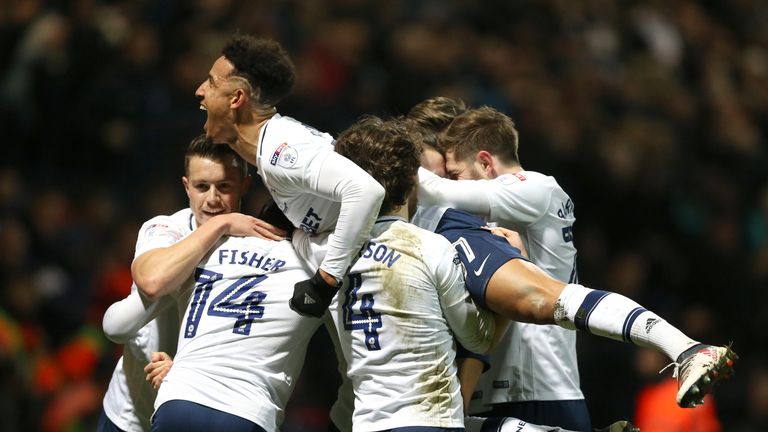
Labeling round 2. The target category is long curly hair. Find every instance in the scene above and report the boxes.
[334,116,423,215]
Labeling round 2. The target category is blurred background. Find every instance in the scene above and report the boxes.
[0,0,766,431]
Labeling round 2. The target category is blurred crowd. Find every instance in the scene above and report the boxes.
[1,0,767,431]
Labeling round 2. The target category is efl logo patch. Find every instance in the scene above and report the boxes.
[270,143,298,168]
[145,224,182,241]
[145,223,169,236]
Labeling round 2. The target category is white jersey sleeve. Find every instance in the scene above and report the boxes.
[255,114,383,280]
[102,287,177,344]
[417,167,549,225]
[134,209,196,259]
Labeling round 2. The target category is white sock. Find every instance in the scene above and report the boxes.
[554,284,699,361]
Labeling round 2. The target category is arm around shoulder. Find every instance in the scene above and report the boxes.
[133,213,270,300]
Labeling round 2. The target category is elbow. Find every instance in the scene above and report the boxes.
[365,181,385,204]
[134,276,164,302]
[102,311,131,344]
[374,182,385,201]
[473,339,493,356]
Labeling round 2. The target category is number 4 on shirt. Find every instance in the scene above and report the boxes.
[342,272,383,350]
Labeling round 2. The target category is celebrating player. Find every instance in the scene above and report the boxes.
[103,137,321,432]
[416,106,737,412]
[408,98,590,429]
[195,34,384,318]
[100,135,282,431]
[293,116,507,432]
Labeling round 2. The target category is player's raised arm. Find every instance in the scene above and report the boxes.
[313,151,385,281]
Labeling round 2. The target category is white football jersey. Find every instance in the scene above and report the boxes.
[418,168,584,408]
[255,114,383,279]
[154,235,321,431]
[295,217,496,432]
[102,209,192,431]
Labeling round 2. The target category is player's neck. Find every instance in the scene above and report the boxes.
[232,113,275,165]
[384,204,409,221]
[495,162,523,176]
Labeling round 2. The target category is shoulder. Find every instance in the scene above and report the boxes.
[393,221,455,261]
[141,209,192,233]
[261,115,334,169]
[495,171,563,197]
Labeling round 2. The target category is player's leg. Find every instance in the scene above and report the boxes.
[484,259,563,323]
[552,282,737,407]
[152,400,267,432]
[485,262,737,408]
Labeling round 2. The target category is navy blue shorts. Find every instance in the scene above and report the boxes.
[387,428,463,432]
[330,422,462,432]
[436,208,527,309]
[96,407,126,432]
[484,399,592,432]
[152,400,267,432]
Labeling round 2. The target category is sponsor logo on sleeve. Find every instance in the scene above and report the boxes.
[270,142,298,167]
[145,223,182,241]
[146,223,169,236]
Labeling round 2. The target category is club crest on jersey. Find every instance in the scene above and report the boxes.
[270,142,298,168]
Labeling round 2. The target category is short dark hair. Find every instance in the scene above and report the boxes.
[334,117,422,215]
[407,96,467,135]
[184,134,248,178]
[442,106,520,165]
[222,34,295,106]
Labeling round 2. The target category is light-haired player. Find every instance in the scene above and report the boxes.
[293,117,507,432]
[195,33,384,318]
[407,96,468,178]
[416,106,737,416]
[99,135,283,431]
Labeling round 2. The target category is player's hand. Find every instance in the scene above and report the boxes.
[223,213,287,240]
[487,226,529,258]
[289,269,339,318]
[144,351,173,390]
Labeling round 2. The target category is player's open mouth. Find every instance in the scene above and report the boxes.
[199,104,207,111]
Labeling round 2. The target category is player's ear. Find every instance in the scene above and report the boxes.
[182,176,191,196]
[231,88,246,109]
[476,150,494,176]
